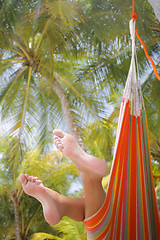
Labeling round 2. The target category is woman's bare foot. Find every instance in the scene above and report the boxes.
[53,129,108,179]
[19,174,61,225]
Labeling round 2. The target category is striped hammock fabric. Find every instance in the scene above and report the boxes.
[83,19,160,240]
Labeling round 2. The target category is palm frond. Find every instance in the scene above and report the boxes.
[53,216,86,240]
[0,66,27,106]
[30,232,62,240]
[19,67,33,136]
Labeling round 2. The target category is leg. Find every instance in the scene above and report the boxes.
[53,129,108,218]
[20,174,85,225]
[20,129,108,225]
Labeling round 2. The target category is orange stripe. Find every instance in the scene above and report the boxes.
[109,154,122,239]
[129,116,137,239]
[109,103,131,239]
[115,112,130,238]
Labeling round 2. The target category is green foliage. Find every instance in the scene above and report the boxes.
[0,0,106,152]
[0,135,80,239]
[143,76,160,137]
[30,232,62,240]
[20,150,79,195]
[155,183,160,212]
[53,217,86,240]
[0,0,160,239]
[82,107,119,162]
[0,136,24,191]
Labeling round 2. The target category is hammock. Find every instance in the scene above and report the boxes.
[83,19,160,240]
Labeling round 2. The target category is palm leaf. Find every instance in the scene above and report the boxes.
[30,232,62,240]
[53,216,86,240]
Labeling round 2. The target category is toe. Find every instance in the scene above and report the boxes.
[32,177,39,182]
[54,140,62,148]
[28,176,33,181]
[54,136,64,152]
[54,136,61,143]
[19,174,27,185]
[36,180,42,185]
[57,143,64,152]
[53,129,65,138]
[31,176,36,182]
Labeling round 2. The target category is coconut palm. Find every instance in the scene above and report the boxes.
[0,135,80,240]
[0,0,104,154]
[76,0,160,102]
[0,136,25,239]
[0,1,159,237]
[1,0,159,153]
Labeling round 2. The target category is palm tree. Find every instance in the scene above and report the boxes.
[76,0,160,164]
[0,135,80,240]
[0,136,25,240]
[1,0,159,153]
[0,0,159,238]
[0,0,103,153]
[78,0,159,88]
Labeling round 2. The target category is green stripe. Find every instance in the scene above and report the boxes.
[142,110,156,239]
[136,117,145,239]
[140,114,152,238]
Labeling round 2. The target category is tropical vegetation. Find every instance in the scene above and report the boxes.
[0,0,159,239]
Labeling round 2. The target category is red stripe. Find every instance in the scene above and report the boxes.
[109,102,131,239]
[115,110,130,238]
[129,116,137,239]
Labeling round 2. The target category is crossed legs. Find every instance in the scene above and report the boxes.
[20,129,108,225]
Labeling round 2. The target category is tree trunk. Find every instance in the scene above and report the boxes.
[52,79,85,150]
[13,197,21,240]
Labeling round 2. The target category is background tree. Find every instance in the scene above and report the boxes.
[0,0,159,238]
[0,0,104,154]
[0,135,80,239]
[0,0,159,152]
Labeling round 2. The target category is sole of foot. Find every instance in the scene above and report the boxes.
[53,129,108,179]
[19,174,61,225]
